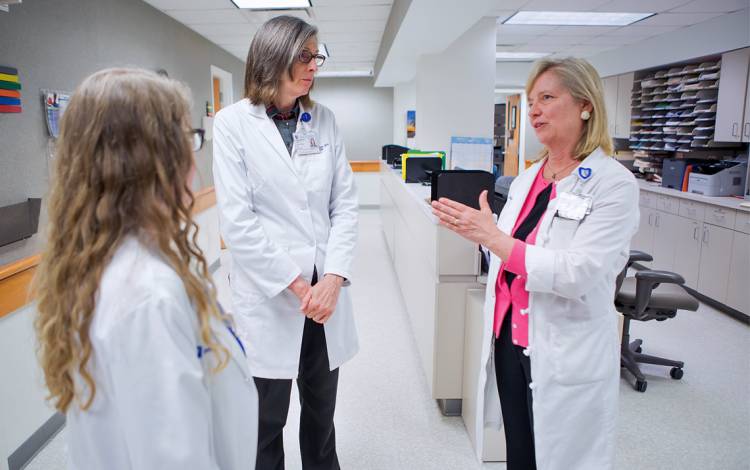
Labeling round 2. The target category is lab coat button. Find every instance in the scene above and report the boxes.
[529,382,537,390]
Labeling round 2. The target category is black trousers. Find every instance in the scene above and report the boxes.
[253,270,340,470]
[495,309,537,470]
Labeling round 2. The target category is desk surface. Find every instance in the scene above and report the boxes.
[382,165,438,223]
[637,180,750,212]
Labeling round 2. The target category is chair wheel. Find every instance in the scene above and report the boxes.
[670,367,683,380]
[635,380,647,392]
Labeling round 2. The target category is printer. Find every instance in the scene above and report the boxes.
[688,159,748,197]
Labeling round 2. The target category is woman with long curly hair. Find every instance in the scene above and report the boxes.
[34,68,258,469]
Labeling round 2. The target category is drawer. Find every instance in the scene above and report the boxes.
[704,206,736,229]
[657,195,680,215]
[679,200,706,221]
[639,191,658,209]
[735,210,750,235]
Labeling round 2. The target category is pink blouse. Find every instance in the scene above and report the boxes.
[493,166,556,346]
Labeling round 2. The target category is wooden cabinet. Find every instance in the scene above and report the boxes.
[602,72,634,140]
[697,223,734,303]
[726,232,750,313]
[672,216,702,289]
[615,73,634,139]
[716,47,750,143]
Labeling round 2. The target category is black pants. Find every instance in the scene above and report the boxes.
[253,270,340,470]
[495,309,537,470]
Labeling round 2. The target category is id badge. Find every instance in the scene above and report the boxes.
[556,191,592,221]
[293,129,321,156]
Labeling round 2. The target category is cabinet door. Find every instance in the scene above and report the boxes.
[743,65,750,143]
[726,232,750,313]
[651,211,678,272]
[615,73,634,139]
[631,208,655,254]
[672,217,702,289]
[697,223,734,303]
[602,76,619,138]
[716,47,750,143]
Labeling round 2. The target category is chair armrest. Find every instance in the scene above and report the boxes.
[632,270,686,319]
[629,250,654,264]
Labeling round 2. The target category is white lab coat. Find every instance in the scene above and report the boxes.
[212,98,359,379]
[473,148,639,469]
[66,236,258,470]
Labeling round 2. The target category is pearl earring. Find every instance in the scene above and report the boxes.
[580,110,591,121]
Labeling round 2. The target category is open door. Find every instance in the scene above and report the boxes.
[503,94,521,176]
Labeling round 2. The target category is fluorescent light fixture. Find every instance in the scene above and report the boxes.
[231,0,311,9]
[504,11,654,26]
[496,52,549,61]
[320,43,329,58]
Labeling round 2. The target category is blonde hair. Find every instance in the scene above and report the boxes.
[34,68,229,413]
[244,15,317,108]
[525,57,613,160]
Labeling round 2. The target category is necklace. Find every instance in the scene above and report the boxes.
[545,158,578,181]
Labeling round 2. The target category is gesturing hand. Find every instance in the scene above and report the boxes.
[431,190,499,246]
[301,274,344,324]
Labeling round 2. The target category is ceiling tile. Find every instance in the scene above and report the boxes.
[142,0,235,10]
[313,0,392,5]
[312,5,391,21]
[513,44,564,53]
[603,24,682,35]
[497,24,558,35]
[596,0,692,13]
[632,11,724,25]
[559,44,619,56]
[190,22,257,36]
[496,33,539,45]
[526,35,594,45]
[577,34,645,45]
[670,0,749,12]
[314,20,386,33]
[317,31,385,43]
[166,9,249,24]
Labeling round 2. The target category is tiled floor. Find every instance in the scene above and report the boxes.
[26,209,749,470]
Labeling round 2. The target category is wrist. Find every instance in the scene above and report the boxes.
[325,274,345,286]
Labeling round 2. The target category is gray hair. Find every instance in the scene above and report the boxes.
[244,15,318,107]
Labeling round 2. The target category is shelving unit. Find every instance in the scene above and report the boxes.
[629,58,725,153]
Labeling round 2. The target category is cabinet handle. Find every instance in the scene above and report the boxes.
[702,226,709,244]
[745,122,750,138]
[732,122,739,137]
[648,213,653,226]
[655,214,660,228]
[693,226,698,240]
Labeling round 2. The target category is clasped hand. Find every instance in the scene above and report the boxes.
[288,274,344,324]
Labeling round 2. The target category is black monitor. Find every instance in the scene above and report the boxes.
[430,170,495,211]
[405,156,442,183]
[383,144,409,165]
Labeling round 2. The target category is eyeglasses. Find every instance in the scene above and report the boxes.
[189,129,205,152]
[298,49,326,67]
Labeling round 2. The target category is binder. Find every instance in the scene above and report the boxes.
[430,170,495,210]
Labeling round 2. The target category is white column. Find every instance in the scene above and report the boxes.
[415,17,496,163]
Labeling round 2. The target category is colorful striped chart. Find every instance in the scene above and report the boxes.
[0,66,22,113]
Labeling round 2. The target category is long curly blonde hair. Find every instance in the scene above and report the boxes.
[34,68,229,413]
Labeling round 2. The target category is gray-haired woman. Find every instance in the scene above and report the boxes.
[212,15,359,470]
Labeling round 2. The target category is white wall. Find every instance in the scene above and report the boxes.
[0,306,56,470]
[393,79,417,147]
[415,17,496,164]
[312,77,394,161]
[589,9,749,78]
[495,61,534,88]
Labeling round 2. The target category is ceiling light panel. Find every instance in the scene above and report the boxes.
[231,0,311,9]
[504,11,655,26]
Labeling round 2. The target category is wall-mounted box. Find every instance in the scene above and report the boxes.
[0,198,42,247]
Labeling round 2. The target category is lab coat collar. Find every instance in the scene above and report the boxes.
[245,99,299,176]
[554,146,608,194]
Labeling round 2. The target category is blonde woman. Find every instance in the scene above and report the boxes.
[34,68,258,470]
[433,58,639,469]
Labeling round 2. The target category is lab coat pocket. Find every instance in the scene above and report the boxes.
[550,320,613,385]
[546,216,580,249]
[296,146,333,193]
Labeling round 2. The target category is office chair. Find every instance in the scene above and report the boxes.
[615,250,699,393]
